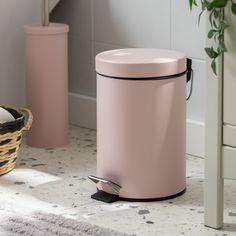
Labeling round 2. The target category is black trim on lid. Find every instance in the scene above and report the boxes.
[96,58,193,82]
[96,69,188,81]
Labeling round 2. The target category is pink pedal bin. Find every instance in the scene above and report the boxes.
[89,48,193,203]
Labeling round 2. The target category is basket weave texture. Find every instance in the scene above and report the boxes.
[0,107,33,176]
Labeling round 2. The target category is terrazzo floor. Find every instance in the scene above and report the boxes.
[0,126,236,236]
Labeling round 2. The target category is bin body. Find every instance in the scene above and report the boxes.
[96,48,186,200]
[24,23,69,148]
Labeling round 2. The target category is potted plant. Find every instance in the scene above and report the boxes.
[190,0,236,230]
[189,0,236,74]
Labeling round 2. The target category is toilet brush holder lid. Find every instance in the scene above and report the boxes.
[24,23,69,35]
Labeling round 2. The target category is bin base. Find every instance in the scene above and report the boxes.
[91,188,186,203]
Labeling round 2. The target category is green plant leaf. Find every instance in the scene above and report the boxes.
[209,0,229,8]
[211,59,217,75]
[189,0,193,9]
[231,3,236,15]
[219,20,229,30]
[213,18,218,28]
[205,47,219,58]
[190,0,229,75]
[189,0,198,10]
[203,0,211,10]
[214,9,220,18]
[219,41,227,52]
[198,10,205,25]
[209,11,215,27]
[202,0,213,11]
[208,29,217,38]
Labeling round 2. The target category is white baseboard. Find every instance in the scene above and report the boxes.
[69,93,97,130]
[186,119,205,158]
[69,93,205,158]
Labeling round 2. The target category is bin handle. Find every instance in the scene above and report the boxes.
[186,58,194,101]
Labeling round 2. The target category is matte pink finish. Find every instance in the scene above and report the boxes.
[96,48,186,78]
[96,48,186,199]
[24,23,69,148]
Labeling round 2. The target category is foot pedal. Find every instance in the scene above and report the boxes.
[88,175,121,203]
[91,190,120,203]
[88,175,121,194]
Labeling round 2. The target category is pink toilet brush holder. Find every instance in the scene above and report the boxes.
[24,21,69,147]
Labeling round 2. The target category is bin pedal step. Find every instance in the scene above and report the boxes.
[91,190,120,203]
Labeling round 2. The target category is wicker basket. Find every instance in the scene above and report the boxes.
[0,107,33,176]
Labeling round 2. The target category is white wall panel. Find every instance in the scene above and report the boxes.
[94,0,171,49]
[171,0,206,60]
[0,0,42,106]
[0,0,60,107]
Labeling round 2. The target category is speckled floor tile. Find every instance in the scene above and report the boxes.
[0,126,236,236]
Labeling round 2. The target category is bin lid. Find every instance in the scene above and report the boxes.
[96,48,186,79]
[24,23,69,35]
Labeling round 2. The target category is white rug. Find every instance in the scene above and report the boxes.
[0,210,131,236]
